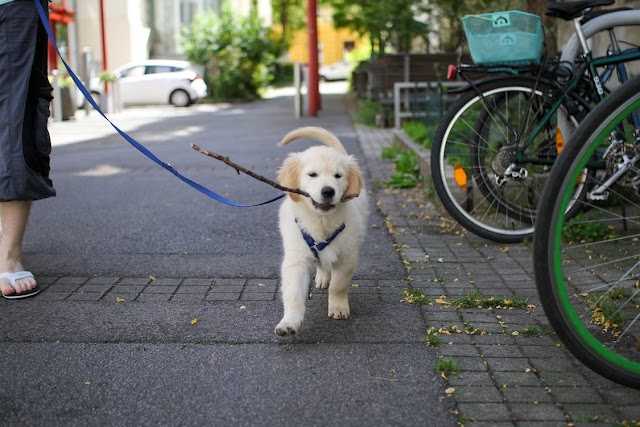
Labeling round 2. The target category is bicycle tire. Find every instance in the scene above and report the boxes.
[431,76,574,243]
[533,75,640,389]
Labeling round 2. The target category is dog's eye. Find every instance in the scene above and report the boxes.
[334,173,342,179]
[308,172,317,178]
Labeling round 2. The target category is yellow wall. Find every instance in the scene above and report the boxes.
[287,9,365,65]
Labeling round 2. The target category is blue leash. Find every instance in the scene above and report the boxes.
[34,0,284,208]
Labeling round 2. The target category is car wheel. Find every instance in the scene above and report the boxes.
[170,89,191,107]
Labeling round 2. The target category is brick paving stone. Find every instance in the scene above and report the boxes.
[601,387,640,405]
[502,387,554,404]
[44,283,81,293]
[454,385,504,403]
[109,285,145,294]
[34,292,70,301]
[77,284,113,293]
[514,422,567,427]
[518,346,564,359]
[466,423,513,427]
[511,336,557,347]
[53,276,89,285]
[551,387,604,404]
[210,285,244,293]
[537,372,590,388]
[455,356,489,372]
[244,279,278,291]
[509,403,566,422]
[485,357,533,372]
[136,294,172,303]
[449,371,496,387]
[456,403,512,422]
[174,286,209,295]
[181,278,214,286]
[529,357,576,372]
[439,344,477,357]
[36,276,59,285]
[241,293,276,301]
[493,372,542,388]
[85,277,120,285]
[171,294,206,302]
[143,285,178,294]
[150,278,182,286]
[66,292,104,301]
[616,406,640,422]
[118,277,152,286]
[478,345,524,358]
[206,293,240,301]
[562,404,619,424]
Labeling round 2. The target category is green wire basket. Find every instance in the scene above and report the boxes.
[462,10,544,66]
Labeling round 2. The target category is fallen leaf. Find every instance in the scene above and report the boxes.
[239,306,247,310]
[149,275,156,281]
[191,318,199,325]
[115,297,126,303]
[445,387,455,395]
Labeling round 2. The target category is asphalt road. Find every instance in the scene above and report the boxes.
[0,90,456,426]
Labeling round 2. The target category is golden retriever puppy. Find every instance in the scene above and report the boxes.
[274,127,368,336]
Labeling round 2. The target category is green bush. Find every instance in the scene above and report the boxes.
[181,5,273,101]
[403,121,435,149]
[357,100,381,127]
[381,147,420,188]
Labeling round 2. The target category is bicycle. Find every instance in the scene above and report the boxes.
[533,74,640,389]
[430,0,640,243]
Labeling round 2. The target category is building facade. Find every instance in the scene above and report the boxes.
[67,0,271,74]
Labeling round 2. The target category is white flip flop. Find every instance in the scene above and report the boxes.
[0,271,40,299]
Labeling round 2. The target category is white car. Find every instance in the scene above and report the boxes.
[319,61,351,81]
[90,59,207,107]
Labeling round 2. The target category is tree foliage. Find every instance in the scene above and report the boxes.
[180,4,272,100]
[323,0,430,55]
[272,0,306,55]
[323,0,553,55]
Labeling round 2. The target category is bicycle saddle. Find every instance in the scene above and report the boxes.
[546,0,615,20]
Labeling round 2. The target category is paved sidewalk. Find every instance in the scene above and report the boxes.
[358,125,640,426]
[1,85,638,426]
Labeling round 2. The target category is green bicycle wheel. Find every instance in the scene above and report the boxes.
[534,75,640,389]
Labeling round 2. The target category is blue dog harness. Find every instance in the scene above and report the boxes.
[297,221,346,259]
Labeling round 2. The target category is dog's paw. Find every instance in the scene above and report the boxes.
[328,300,350,319]
[275,320,301,337]
[314,270,330,289]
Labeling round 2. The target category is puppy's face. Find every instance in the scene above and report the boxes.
[278,146,363,214]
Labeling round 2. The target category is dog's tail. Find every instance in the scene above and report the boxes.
[278,127,347,154]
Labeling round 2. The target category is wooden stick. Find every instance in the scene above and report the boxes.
[191,143,359,202]
[191,143,310,198]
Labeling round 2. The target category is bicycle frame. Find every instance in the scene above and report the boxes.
[456,45,640,168]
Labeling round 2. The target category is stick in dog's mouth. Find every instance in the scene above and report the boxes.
[191,143,358,202]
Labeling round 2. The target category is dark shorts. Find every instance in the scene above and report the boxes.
[0,0,55,201]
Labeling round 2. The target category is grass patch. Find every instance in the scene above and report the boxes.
[451,291,529,309]
[402,288,431,305]
[403,121,435,149]
[562,213,617,243]
[381,147,420,189]
[435,357,460,377]
[421,331,444,347]
[506,325,555,337]
[357,100,381,127]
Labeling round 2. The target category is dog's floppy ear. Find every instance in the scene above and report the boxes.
[278,154,302,202]
[344,159,364,200]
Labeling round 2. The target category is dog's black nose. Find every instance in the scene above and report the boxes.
[321,186,335,199]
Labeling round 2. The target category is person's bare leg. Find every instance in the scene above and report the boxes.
[0,201,37,296]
